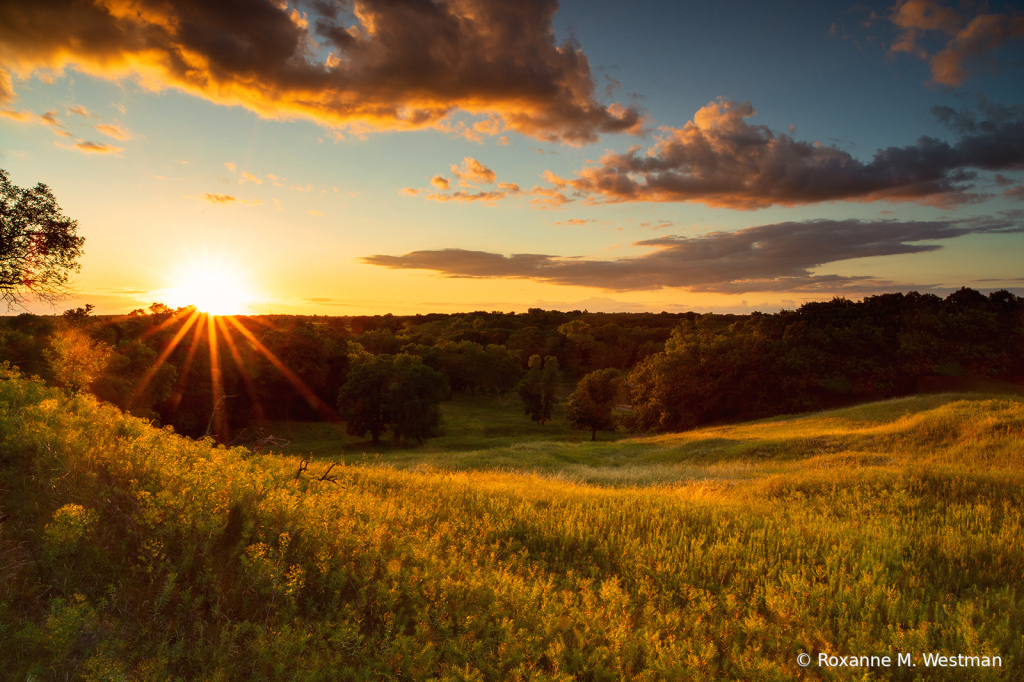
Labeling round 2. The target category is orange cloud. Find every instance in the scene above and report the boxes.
[426,190,509,205]
[0,0,640,144]
[67,105,94,117]
[889,0,1024,86]
[56,139,123,154]
[529,186,572,209]
[431,175,450,190]
[239,172,262,184]
[95,122,132,140]
[451,157,497,186]
[0,108,32,122]
[199,193,237,204]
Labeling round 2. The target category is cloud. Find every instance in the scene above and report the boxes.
[426,189,509,205]
[1005,184,1024,201]
[529,186,571,209]
[224,161,236,173]
[95,122,132,140]
[400,187,421,196]
[198,193,236,204]
[0,68,12,105]
[451,157,497,186]
[66,105,94,117]
[0,108,32,122]
[551,98,1024,210]
[56,139,123,154]
[360,216,1024,293]
[553,219,597,226]
[239,171,263,184]
[889,0,1024,86]
[0,0,640,144]
[431,175,450,190]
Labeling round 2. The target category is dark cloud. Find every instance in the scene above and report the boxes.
[360,217,1023,293]
[1005,184,1024,201]
[889,0,1024,86]
[0,0,640,144]
[548,99,1024,209]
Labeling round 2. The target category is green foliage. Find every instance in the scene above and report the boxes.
[388,353,450,443]
[0,168,86,310]
[337,353,449,444]
[564,368,622,440]
[629,290,1024,432]
[2,367,1023,680]
[337,353,396,443]
[516,354,559,425]
[43,326,112,392]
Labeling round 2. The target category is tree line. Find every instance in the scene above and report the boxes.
[3,288,1021,445]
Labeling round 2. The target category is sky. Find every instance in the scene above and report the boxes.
[1,0,1023,316]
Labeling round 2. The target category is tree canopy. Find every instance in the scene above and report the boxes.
[0,169,85,310]
[516,355,560,425]
[564,368,623,440]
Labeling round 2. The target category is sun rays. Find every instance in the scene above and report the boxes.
[127,306,335,442]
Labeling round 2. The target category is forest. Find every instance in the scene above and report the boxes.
[2,287,1021,444]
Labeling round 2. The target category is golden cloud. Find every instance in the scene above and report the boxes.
[0,0,641,144]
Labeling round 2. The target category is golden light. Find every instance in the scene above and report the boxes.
[163,263,255,315]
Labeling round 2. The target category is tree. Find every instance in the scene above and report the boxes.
[564,368,623,440]
[337,354,395,444]
[388,354,449,444]
[336,353,449,445]
[43,326,111,393]
[516,355,559,425]
[0,169,85,310]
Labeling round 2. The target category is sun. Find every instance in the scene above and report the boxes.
[164,263,255,315]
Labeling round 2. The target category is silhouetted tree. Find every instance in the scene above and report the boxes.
[0,169,85,309]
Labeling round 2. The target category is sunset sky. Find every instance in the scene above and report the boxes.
[1,0,1023,316]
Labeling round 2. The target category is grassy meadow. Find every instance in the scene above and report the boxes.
[2,364,1022,680]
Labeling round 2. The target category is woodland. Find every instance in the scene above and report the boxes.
[2,287,1022,444]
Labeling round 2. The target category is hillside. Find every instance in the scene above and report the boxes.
[2,364,1022,680]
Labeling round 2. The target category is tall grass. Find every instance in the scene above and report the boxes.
[1,364,1021,680]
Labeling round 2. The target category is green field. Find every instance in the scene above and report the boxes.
[2,364,1022,680]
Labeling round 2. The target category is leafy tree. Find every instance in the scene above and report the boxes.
[337,353,449,444]
[0,169,85,309]
[564,368,623,440]
[43,326,111,392]
[516,355,559,425]
[388,354,449,444]
[337,354,395,444]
